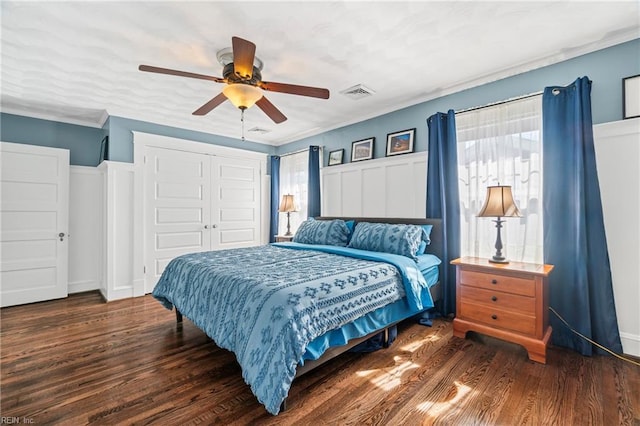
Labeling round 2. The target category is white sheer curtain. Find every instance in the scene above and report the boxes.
[456,95,543,263]
[278,150,309,235]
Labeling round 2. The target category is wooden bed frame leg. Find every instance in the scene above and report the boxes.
[175,309,183,323]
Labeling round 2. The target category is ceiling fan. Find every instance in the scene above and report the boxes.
[139,36,330,124]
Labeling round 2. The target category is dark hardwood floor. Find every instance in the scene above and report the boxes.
[1,291,638,425]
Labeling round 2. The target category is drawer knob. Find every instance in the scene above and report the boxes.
[491,279,498,284]
[491,314,498,320]
[491,296,498,302]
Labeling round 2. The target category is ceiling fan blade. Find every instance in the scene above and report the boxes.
[256,97,287,124]
[139,65,225,83]
[260,81,330,99]
[232,36,256,80]
[193,92,228,116]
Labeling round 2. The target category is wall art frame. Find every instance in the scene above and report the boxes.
[351,137,375,162]
[386,128,415,156]
[623,74,640,119]
[328,149,344,166]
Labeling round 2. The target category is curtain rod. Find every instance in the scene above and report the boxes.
[278,147,318,158]
[456,91,543,115]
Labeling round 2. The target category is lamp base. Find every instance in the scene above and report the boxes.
[284,211,292,237]
[488,217,509,264]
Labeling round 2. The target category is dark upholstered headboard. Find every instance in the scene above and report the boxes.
[316,217,444,263]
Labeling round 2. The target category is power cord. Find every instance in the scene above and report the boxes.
[549,306,640,367]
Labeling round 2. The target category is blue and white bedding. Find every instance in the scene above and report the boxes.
[303,252,441,362]
[153,243,436,415]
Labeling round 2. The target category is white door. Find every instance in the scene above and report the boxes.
[0,142,69,307]
[144,146,262,293]
[212,156,262,250]
[144,147,211,293]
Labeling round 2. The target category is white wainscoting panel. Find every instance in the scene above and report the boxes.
[68,166,103,294]
[98,161,137,301]
[594,118,640,357]
[261,175,270,244]
[322,152,427,218]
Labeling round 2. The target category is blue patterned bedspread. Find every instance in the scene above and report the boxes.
[152,244,433,415]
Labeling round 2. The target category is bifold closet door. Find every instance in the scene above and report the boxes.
[0,142,69,307]
[144,147,212,293]
[210,156,261,250]
[144,146,262,293]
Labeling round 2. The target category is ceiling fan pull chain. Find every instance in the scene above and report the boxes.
[241,107,245,141]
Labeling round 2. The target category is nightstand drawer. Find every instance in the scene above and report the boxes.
[459,270,535,297]
[459,285,535,315]
[459,301,536,335]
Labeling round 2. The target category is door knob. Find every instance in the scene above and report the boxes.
[204,225,209,229]
[58,232,65,241]
[212,224,218,228]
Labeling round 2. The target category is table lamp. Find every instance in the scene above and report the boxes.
[477,185,522,264]
[279,194,296,236]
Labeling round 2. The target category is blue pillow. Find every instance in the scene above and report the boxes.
[345,220,355,242]
[345,220,355,234]
[293,218,350,246]
[347,222,425,260]
[415,224,433,255]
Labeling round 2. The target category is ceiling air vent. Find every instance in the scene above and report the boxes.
[248,127,271,134]
[340,84,375,100]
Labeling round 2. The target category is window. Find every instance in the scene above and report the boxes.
[278,151,308,234]
[456,95,543,263]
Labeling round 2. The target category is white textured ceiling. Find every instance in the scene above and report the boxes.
[2,1,639,146]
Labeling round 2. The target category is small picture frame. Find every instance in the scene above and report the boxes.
[386,128,415,156]
[328,149,344,166]
[351,137,375,162]
[623,74,640,119]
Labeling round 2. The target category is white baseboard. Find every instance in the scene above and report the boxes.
[620,332,640,358]
[68,280,101,294]
[103,282,135,301]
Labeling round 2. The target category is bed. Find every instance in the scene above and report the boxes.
[152,217,443,415]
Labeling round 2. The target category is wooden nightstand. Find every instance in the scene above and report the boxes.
[274,235,294,242]
[451,257,554,364]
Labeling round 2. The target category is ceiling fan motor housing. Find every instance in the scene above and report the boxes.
[223,63,262,86]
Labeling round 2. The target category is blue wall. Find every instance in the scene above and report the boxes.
[0,113,273,166]
[277,39,640,165]
[106,116,273,163]
[0,113,107,166]
[2,39,637,167]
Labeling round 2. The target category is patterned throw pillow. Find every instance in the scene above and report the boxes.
[347,222,426,260]
[293,219,351,246]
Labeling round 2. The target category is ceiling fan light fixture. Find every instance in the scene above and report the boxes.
[223,83,263,109]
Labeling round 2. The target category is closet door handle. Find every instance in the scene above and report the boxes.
[204,225,209,229]
[212,224,218,228]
